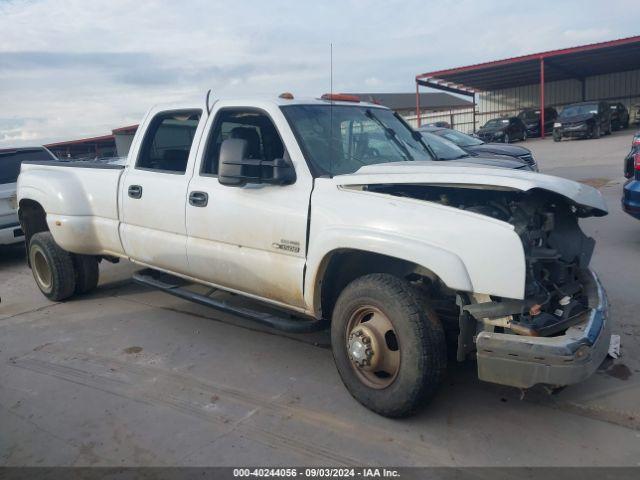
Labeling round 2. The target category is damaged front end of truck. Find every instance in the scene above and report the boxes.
[415,184,610,389]
[341,166,611,390]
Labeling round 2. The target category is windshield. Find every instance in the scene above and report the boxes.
[434,128,484,147]
[518,110,540,121]
[420,132,468,160]
[560,104,598,117]
[281,105,433,176]
[483,118,509,128]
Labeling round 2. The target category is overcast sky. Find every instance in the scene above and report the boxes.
[0,0,637,146]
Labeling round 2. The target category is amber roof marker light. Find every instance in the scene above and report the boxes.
[279,92,294,100]
[320,93,360,103]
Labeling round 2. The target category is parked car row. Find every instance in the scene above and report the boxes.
[476,101,633,144]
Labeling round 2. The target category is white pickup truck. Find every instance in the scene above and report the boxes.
[17,93,611,417]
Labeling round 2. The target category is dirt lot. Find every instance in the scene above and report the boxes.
[1,130,640,466]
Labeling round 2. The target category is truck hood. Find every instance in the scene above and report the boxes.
[333,162,608,217]
[464,143,530,157]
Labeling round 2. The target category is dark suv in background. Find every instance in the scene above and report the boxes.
[610,102,630,130]
[518,107,558,137]
[477,116,527,143]
[553,101,611,141]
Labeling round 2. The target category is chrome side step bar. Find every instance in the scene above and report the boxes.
[132,269,328,333]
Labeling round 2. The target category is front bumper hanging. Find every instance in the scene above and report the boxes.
[476,269,610,389]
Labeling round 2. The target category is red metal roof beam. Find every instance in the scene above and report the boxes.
[415,34,640,80]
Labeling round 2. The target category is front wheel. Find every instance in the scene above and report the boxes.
[522,130,527,141]
[331,274,446,418]
[29,232,76,301]
[592,124,601,139]
[503,133,510,143]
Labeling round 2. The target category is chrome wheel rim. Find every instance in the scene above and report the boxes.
[31,245,52,292]
[345,306,400,389]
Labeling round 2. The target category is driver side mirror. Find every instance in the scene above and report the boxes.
[218,138,296,187]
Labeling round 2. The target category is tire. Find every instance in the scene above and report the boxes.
[553,133,561,142]
[503,133,510,144]
[605,121,612,135]
[592,124,600,139]
[522,130,527,141]
[29,232,76,301]
[330,273,446,418]
[72,254,99,294]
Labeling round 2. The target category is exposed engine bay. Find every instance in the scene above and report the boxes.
[366,183,599,356]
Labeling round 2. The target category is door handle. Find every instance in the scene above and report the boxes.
[189,191,208,207]
[128,185,142,199]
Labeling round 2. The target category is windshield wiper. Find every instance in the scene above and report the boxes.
[365,109,414,161]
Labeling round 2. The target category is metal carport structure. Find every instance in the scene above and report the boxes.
[415,35,640,137]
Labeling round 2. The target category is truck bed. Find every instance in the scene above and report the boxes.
[18,160,126,257]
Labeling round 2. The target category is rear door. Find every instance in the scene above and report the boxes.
[119,108,205,275]
[185,103,313,309]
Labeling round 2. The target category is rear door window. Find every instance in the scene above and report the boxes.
[0,149,56,184]
[136,110,202,174]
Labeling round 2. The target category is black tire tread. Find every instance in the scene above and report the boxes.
[30,232,76,301]
[72,254,99,294]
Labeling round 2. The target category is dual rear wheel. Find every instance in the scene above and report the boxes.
[29,232,99,301]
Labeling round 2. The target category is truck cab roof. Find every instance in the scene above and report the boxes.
[152,95,388,113]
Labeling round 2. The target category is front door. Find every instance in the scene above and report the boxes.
[120,108,203,275]
[186,105,312,309]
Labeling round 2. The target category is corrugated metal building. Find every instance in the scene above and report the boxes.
[413,36,640,134]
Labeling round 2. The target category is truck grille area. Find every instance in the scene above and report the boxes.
[472,192,596,337]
